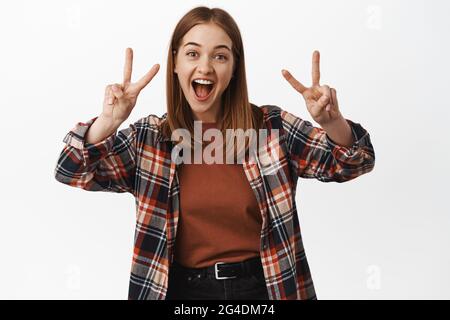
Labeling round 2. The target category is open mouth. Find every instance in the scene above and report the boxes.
[191,81,215,100]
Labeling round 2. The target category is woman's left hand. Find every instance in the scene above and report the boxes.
[282,50,343,127]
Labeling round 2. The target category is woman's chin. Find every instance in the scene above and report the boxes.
[190,105,212,115]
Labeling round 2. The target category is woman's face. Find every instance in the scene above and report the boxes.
[174,22,234,123]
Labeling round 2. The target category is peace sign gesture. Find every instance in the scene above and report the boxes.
[102,48,160,127]
[282,50,343,127]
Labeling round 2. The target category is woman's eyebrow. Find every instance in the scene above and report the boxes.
[183,42,231,52]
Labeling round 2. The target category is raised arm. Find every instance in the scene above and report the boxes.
[54,48,160,193]
[280,51,375,182]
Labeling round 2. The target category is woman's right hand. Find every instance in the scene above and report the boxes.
[102,48,160,127]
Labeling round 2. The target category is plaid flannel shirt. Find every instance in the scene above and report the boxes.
[54,104,375,300]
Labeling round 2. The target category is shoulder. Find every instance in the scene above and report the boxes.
[258,104,282,118]
[133,112,167,127]
[257,104,294,122]
[126,113,168,144]
[131,112,168,135]
[256,104,300,129]
[259,104,312,130]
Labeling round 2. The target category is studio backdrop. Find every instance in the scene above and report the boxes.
[0,0,448,299]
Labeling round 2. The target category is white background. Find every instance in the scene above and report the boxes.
[0,0,449,299]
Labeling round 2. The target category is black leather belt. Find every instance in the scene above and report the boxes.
[171,256,264,280]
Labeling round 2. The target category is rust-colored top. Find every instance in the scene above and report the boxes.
[174,122,262,268]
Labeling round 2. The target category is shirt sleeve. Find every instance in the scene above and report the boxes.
[280,109,375,182]
[54,116,137,194]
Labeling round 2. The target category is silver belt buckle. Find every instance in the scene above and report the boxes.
[214,262,237,280]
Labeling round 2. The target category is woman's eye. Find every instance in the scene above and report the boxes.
[186,52,227,60]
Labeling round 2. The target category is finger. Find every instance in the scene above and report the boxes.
[104,85,111,99]
[135,64,160,91]
[331,88,339,109]
[111,83,124,99]
[312,50,320,86]
[123,47,133,85]
[326,87,335,112]
[317,94,330,109]
[109,91,115,105]
[309,100,327,117]
[316,85,331,102]
[314,85,331,112]
[281,69,307,94]
[104,85,115,105]
[309,87,322,100]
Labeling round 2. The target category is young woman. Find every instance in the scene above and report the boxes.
[54,6,375,300]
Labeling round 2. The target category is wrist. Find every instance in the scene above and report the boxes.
[98,113,121,131]
[320,115,346,132]
[321,116,354,148]
[85,114,120,144]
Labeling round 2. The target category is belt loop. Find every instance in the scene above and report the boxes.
[241,260,250,275]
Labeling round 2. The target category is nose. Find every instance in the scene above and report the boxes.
[197,55,214,74]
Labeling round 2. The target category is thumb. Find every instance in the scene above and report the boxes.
[111,84,124,99]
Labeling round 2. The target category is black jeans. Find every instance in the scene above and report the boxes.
[165,257,270,300]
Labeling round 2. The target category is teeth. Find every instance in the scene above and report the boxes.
[193,79,214,85]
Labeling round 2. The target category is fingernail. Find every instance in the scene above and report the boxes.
[111,85,117,91]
